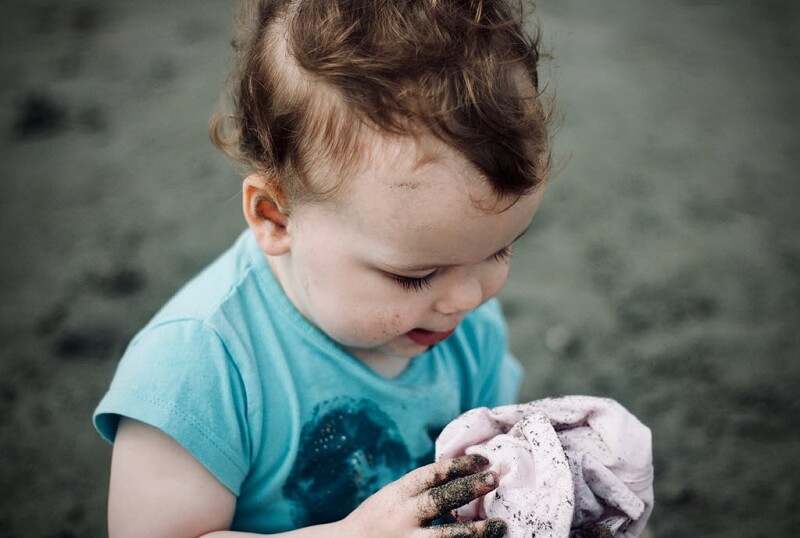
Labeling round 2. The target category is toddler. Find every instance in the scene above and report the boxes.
[94,0,551,536]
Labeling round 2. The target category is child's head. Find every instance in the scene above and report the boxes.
[210,0,551,370]
[211,0,550,205]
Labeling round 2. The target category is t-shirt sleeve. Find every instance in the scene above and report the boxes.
[93,319,250,495]
[471,299,524,408]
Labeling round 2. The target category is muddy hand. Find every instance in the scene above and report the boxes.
[340,454,506,538]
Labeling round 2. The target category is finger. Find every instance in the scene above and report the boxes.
[427,518,507,538]
[417,470,498,523]
[572,523,614,538]
[438,511,458,524]
[396,455,490,497]
[413,454,491,494]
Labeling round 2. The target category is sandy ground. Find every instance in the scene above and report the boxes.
[1,1,798,536]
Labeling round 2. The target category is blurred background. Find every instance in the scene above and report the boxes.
[1,0,798,536]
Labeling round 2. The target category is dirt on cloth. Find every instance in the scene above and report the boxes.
[1,1,798,537]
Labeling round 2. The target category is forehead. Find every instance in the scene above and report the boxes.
[335,129,512,200]
[303,132,543,264]
[337,132,492,216]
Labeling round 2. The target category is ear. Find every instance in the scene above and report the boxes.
[243,175,291,256]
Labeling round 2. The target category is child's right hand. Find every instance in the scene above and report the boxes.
[338,454,506,538]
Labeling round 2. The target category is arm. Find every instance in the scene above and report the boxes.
[109,418,236,537]
[109,418,506,538]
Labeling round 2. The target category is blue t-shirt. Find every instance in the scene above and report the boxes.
[94,230,522,533]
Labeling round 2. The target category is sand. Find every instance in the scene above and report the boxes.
[1,1,798,536]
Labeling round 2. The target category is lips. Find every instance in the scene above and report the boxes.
[406,328,455,347]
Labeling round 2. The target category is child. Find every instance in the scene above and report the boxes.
[94,0,551,536]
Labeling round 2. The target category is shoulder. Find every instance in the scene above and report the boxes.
[95,316,254,494]
[98,318,248,431]
[467,298,506,327]
[430,298,520,410]
[436,298,510,376]
[148,230,260,326]
[455,298,509,350]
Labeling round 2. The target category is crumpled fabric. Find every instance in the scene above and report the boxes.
[435,396,654,538]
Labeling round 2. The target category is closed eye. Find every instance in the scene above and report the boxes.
[389,272,435,292]
[491,245,513,263]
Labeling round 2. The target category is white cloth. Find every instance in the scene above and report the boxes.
[435,396,654,538]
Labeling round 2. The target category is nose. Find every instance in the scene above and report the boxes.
[434,269,484,316]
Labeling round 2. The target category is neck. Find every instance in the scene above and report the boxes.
[348,347,413,379]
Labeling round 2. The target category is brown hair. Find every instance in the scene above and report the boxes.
[209,0,552,205]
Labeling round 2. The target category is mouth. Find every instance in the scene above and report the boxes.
[405,328,456,347]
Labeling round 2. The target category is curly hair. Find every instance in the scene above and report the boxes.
[209,0,552,205]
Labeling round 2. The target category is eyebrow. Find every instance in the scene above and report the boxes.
[387,224,531,273]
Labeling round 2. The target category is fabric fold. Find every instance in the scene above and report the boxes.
[435,395,654,538]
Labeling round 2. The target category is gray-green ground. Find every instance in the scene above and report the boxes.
[1,1,798,536]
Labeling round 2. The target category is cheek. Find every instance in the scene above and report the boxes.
[303,266,421,343]
[349,311,405,341]
[318,301,416,346]
[482,263,512,299]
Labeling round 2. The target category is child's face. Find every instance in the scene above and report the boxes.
[264,133,545,369]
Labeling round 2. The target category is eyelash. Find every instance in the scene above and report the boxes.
[492,246,513,263]
[390,273,435,292]
[390,247,514,292]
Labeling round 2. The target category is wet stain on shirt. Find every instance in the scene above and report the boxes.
[284,397,439,527]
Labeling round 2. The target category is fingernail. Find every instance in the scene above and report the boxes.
[484,519,507,538]
[484,471,497,486]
